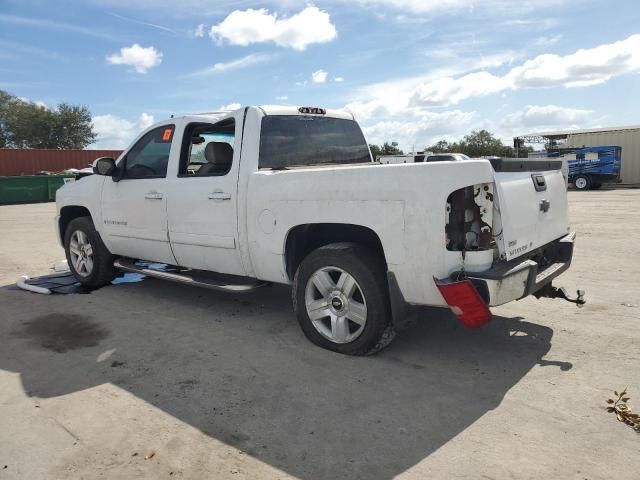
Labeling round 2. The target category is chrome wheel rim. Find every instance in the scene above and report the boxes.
[575,177,587,189]
[69,230,94,277]
[304,266,367,344]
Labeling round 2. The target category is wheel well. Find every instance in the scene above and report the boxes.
[59,206,91,242]
[284,223,387,281]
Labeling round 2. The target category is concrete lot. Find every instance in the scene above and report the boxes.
[0,191,639,480]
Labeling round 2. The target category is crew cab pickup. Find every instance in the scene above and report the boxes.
[55,106,583,355]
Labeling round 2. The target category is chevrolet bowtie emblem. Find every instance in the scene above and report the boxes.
[540,199,551,212]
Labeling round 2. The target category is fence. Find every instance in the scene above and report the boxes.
[0,148,122,176]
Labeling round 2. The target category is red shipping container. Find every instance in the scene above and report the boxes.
[0,149,123,176]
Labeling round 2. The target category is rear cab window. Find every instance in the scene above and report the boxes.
[427,155,454,162]
[258,115,372,169]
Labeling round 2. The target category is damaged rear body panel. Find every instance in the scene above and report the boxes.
[437,158,581,322]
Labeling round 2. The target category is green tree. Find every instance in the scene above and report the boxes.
[427,129,534,158]
[369,144,382,159]
[51,103,96,149]
[369,142,404,159]
[0,90,10,147]
[0,89,96,149]
[458,130,507,157]
[428,139,459,153]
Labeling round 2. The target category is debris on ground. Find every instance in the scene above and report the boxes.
[16,271,80,294]
[144,451,156,460]
[606,389,640,433]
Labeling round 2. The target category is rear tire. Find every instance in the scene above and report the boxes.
[64,216,118,287]
[574,175,591,191]
[292,242,395,356]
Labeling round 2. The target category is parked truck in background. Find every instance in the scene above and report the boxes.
[55,105,583,355]
[530,145,622,190]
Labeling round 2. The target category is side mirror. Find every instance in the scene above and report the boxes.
[93,157,116,176]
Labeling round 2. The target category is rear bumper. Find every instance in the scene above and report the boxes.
[463,232,576,306]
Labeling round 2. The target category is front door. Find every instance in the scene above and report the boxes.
[101,124,177,265]
[165,116,245,275]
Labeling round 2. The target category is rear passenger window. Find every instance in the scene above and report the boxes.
[122,125,174,179]
[179,119,235,177]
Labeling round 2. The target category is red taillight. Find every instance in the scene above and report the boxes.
[434,277,492,328]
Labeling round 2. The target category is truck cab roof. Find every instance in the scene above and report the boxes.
[188,105,355,123]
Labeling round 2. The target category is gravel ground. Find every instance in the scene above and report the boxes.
[0,191,639,480]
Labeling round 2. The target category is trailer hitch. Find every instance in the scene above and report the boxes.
[535,284,586,307]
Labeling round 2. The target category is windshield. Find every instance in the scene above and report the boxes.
[258,115,372,169]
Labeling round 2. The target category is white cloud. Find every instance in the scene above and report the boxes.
[219,103,241,111]
[186,53,274,77]
[534,34,562,47]
[108,13,176,34]
[347,0,469,13]
[407,33,640,106]
[361,110,476,150]
[506,34,640,88]
[502,104,592,128]
[410,71,508,107]
[209,6,337,50]
[194,23,205,37]
[312,69,328,84]
[334,76,345,82]
[92,113,154,149]
[275,95,289,101]
[106,44,162,74]
[342,0,561,14]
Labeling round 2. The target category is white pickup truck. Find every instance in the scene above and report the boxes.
[55,105,583,355]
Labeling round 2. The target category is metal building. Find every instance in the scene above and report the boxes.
[528,125,640,185]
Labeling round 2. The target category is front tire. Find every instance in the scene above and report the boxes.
[292,242,395,355]
[574,175,591,191]
[64,216,117,287]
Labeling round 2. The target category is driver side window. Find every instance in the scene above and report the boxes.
[121,125,174,179]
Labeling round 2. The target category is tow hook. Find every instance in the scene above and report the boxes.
[535,284,586,307]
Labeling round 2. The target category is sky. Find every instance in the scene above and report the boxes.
[1,0,640,151]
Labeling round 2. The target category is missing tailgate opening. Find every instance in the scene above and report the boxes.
[446,183,494,251]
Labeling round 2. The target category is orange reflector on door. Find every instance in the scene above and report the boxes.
[162,128,173,142]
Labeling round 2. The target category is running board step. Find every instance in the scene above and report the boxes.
[113,258,268,293]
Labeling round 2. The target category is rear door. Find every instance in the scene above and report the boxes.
[164,114,245,275]
[492,160,570,261]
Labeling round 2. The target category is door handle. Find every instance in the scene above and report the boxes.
[208,192,232,201]
[144,192,163,200]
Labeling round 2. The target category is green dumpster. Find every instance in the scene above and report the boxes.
[0,175,76,205]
